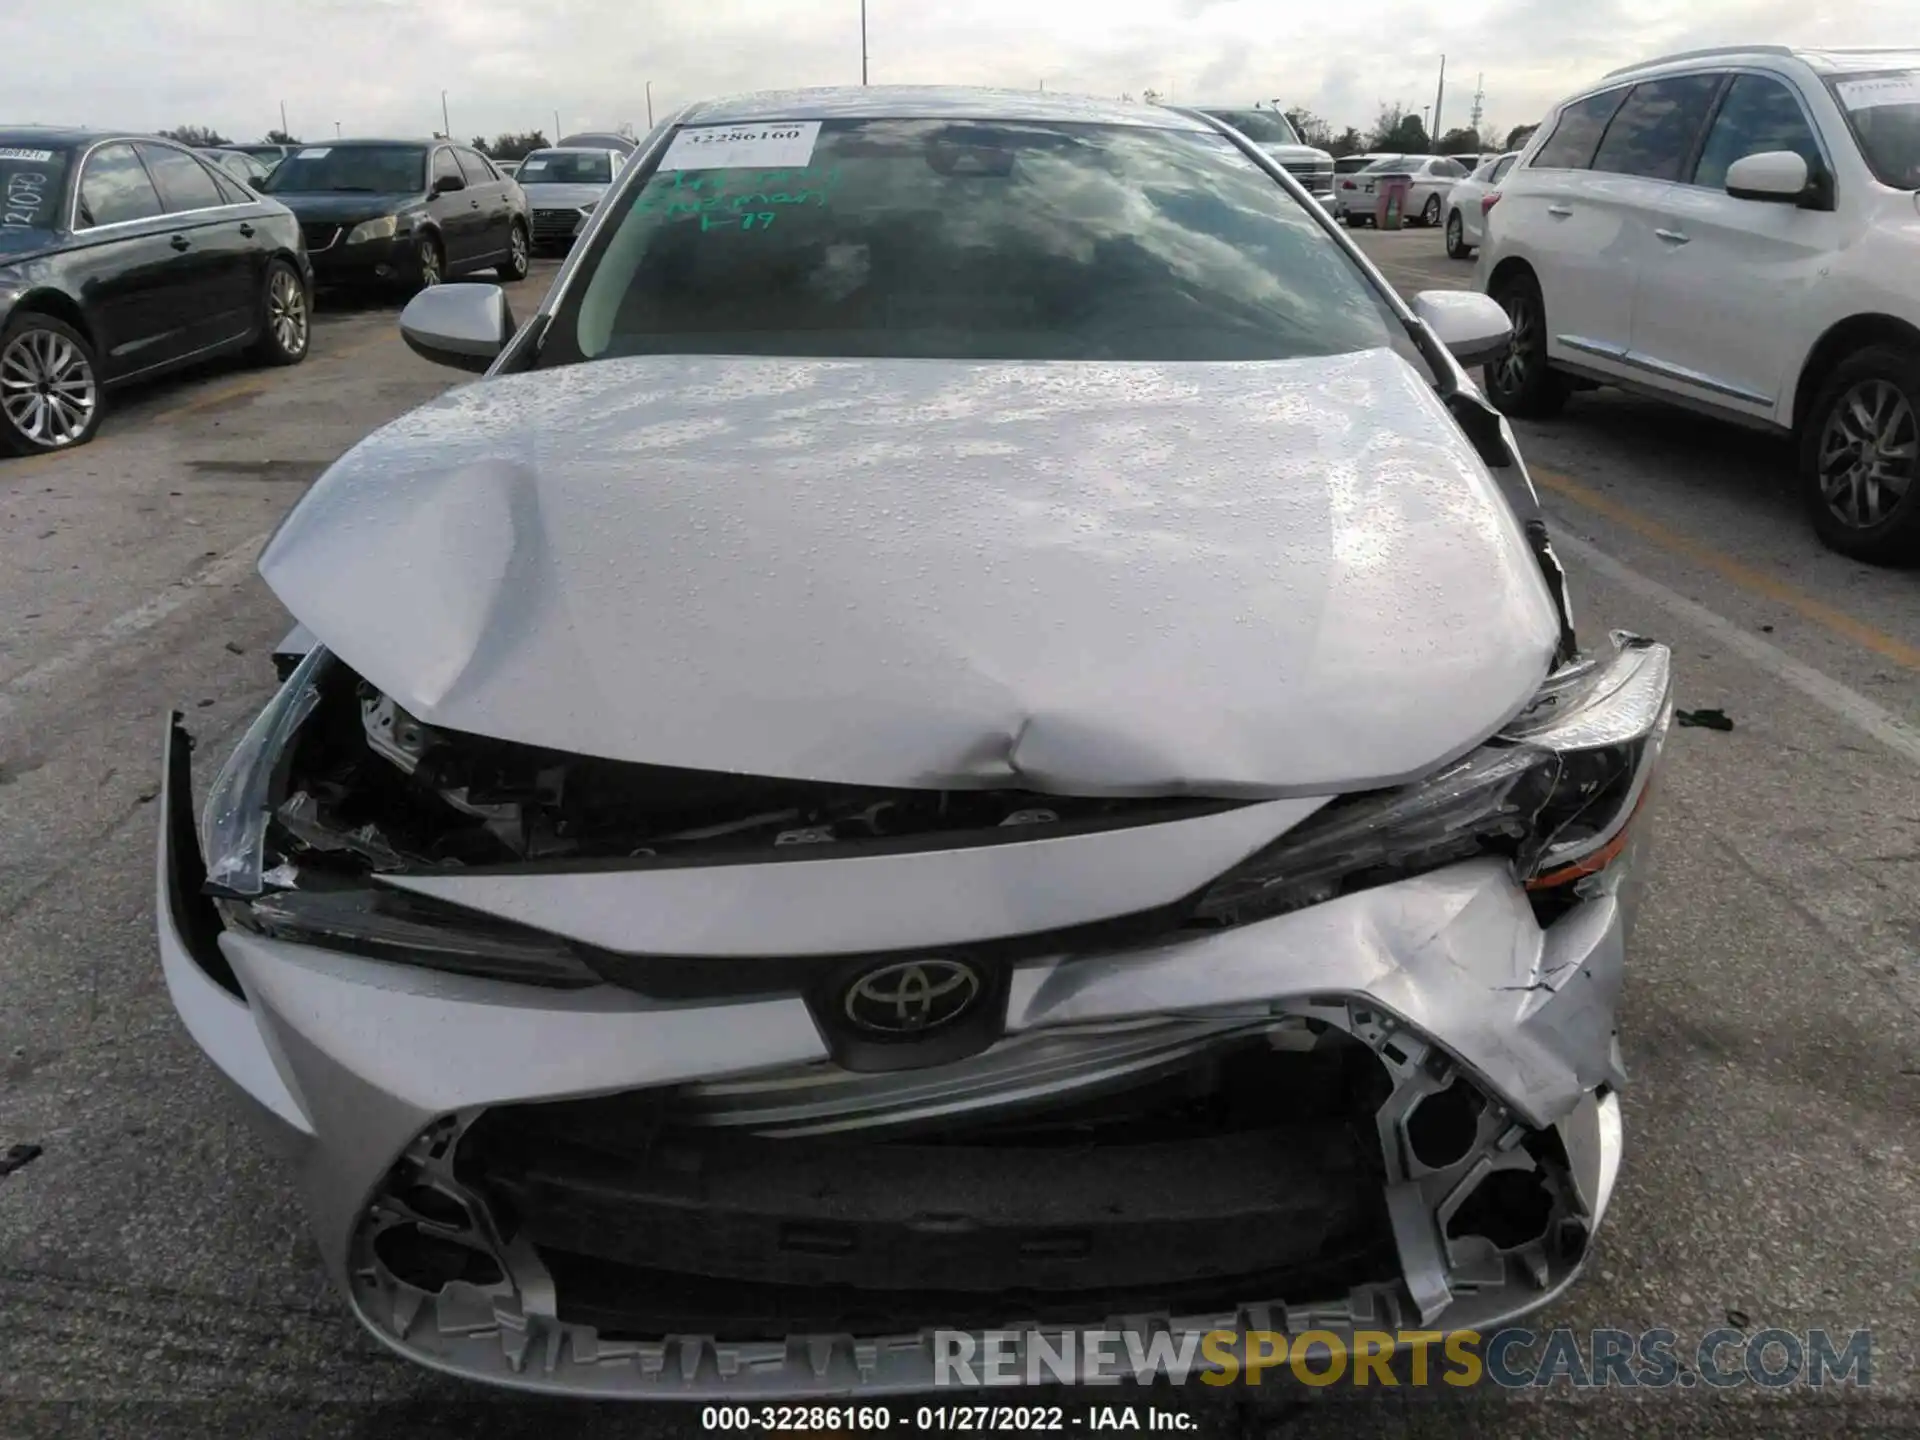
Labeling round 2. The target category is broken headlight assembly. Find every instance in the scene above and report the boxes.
[198,644,599,988]
[1189,631,1672,927]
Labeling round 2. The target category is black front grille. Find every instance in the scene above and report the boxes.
[533,208,577,223]
[301,223,340,251]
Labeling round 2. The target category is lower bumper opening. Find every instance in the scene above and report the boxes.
[436,1025,1399,1338]
[342,1007,1608,1394]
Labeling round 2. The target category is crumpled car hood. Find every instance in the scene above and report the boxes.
[259,348,1560,796]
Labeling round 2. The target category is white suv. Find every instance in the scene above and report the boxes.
[1475,45,1920,563]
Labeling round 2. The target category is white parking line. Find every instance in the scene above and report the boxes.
[0,530,272,729]
[1553,531,1920,770]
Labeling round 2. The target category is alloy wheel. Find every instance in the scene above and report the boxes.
[1817,378,1916,528]
[0,326,97,448]
[1492,291,1534,394]
[510,226,527,275]
[1446,212,1463,254]
[1423,196,1441,226]
[420,243,442,287]
[268,269,308,357]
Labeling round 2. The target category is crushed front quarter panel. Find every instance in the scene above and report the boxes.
[258,348,1561,797]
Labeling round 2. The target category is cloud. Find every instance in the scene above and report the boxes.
[1,0,1912,143]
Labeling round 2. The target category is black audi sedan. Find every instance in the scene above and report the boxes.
[256,139,530,294]
[0,128,312,456]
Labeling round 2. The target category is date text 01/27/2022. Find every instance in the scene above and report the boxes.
[699,1404,1198,1431]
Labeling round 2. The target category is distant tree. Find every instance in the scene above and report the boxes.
[1284,107,1334,149]
[1369,104,1429,152]
[1327,126,1365,157]
[1140,88,1163,105]
[265,128,298,145]
[159,124,229,146]
[1437,125,1483,155]
[471,135,491,154]
[1119,92,1136,103]
[1505,121,1539,150]
[488,130,549,160]
[617,121,636,139]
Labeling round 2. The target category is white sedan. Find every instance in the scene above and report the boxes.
[1443,151,1520,258]
[1338,154,1472,228]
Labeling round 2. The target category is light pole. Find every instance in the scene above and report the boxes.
[554,110,562,141]
[335,121,342,137]
[646,81,654,128]
[279,99,289,138]
[1431,55,1446,143]
[860,0,869,85]
[441,89,450,138]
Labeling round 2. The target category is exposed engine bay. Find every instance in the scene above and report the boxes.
[268,659,1211,877]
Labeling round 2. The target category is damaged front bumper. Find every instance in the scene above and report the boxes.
[158,710,1635,1398]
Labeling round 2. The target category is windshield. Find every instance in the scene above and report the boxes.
[260,144,425,194]
[517,150,614,185]
[1201,110,1302,146]
[1830,70,1920,188]
[542,118,1408,368]
[0,146,70,232]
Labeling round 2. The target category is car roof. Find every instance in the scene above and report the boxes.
[0,126,155,149]
[524,146,618,156]
[682,85,1208,131]
[1604,44,1920,80]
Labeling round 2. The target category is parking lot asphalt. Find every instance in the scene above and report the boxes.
[0,240,1916,1439]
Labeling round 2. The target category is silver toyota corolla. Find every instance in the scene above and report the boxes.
[157,86,1671,1399]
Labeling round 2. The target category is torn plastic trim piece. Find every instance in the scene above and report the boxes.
[164,712,243,997]
[202,646,330,897]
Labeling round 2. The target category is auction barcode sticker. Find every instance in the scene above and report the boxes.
[1835,75,1920,110]
[0,148,55,162]
[657,122,821,172]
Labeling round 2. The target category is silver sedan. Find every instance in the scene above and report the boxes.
[159,85,1670,1400]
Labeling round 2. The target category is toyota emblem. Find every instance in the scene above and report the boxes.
[842,959,983,1035]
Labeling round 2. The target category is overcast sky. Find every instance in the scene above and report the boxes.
[5,0,1912,147]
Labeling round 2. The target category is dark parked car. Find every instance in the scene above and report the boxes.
[0,128,312,455]
[201,147,275,189]
[256,139,530,293]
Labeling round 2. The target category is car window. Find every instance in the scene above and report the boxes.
[1435,158,1467,177]
[77,142,164,227]
[261,144,427,194]
[545,118,1418,370]
[136,143,226,212]
[215,168,255,204]
[1492,154,1517,181]
[1198,110,1301,146]
[0,147,71,233]
[1829,69,1920,188]
[517,149,616,184]
[1692,74,1823,190]
[1361,155,1409,172]
[454,147,495,186]
[1589,75,1724,181]
[430,148,463,189]
[1532,87,1632,169]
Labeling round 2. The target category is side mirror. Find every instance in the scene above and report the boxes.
[1411,289,1513,369]
[399,283,515,373]
[1726,150,1810,203]
[431,173,466,197]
